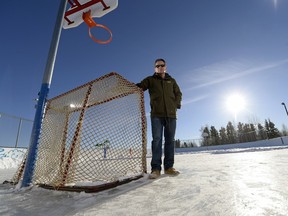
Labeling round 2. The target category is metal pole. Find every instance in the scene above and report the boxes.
[21,0,68,188]
[15,118,22,148]
[0,112,32,148]
[281,102,288,116]
[0,112,32,122]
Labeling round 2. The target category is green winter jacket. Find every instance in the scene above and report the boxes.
[137,73,182,118]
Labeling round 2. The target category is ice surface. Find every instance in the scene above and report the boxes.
[1,141,288,216]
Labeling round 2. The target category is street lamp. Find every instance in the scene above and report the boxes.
[281,102,288,116]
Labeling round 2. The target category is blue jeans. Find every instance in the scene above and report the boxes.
[151,117,176,171]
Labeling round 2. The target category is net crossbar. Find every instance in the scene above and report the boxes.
[12,72,147,192]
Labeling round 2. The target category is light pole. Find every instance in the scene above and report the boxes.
[281,102,288,116]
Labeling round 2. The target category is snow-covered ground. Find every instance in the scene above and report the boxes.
[1,138,288,216]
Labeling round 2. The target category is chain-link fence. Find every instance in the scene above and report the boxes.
[0,112,33,148]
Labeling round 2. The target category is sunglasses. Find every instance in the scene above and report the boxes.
[155,64,165,68]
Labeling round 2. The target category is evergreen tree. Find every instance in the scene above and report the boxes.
[249,124,257,141]
[257,123,267,140]
[210,126,221,145]
[219,127,228,144]
[241,123,255,142]
[237,122,244,143]
[201,126,211,146]
[199,118,281,146]
[226,121,237,144]
[243,124,251,142]
[265,119,280,139]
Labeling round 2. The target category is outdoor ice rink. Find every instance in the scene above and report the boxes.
[1,144,288,216]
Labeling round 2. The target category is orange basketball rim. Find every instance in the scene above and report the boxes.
[82,10,112,44]
[63,0,118,44]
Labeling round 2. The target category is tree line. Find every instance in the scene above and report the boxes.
[176,118,287,148]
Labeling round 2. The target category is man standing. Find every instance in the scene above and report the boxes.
[137,58,182,179]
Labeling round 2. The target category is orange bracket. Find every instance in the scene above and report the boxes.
[82,10,112,44]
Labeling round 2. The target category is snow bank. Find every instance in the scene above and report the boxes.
[0,147,26,169]
[176,136,288,153]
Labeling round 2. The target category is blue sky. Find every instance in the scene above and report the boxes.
[1,0,288,144]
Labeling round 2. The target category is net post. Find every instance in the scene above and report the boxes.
[140,90,147,173]
[61,84,93,186]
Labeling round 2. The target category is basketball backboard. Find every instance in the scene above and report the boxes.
[63,0,118,29]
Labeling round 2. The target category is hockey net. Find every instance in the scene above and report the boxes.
[12,72,147,192]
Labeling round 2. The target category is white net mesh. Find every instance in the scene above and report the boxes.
[12,72,147,190]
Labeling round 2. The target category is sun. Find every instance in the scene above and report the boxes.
[226,93,246,119]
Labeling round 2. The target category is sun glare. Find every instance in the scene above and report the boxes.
[273,0,278,9]
[226,93,246,113]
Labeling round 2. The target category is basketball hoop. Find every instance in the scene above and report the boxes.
[82,10,112,44]
[63,0,118,44]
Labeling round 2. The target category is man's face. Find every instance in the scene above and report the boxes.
[154,61,166,74]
